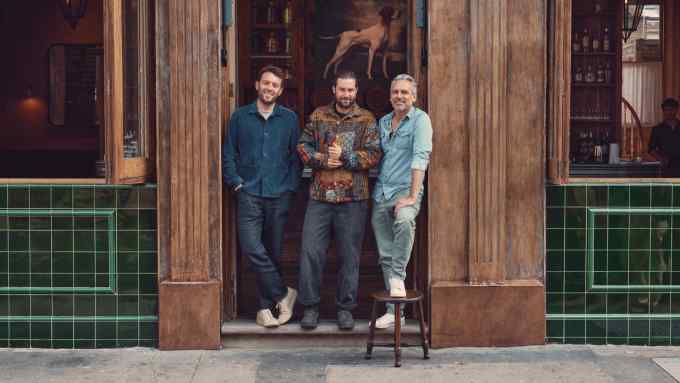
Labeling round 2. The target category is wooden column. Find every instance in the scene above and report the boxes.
[428,0,546,347]
[664,0,680,100]
[156,0,223,350]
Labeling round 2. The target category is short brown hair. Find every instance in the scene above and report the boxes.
[334,70,358,88]
[258,65,285,82]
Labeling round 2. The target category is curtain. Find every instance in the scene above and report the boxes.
[621,61,663,159]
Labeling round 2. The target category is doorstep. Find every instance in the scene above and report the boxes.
[221,319,426,348]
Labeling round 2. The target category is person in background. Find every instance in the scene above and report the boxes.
[222,65,300,328]
[647,97,680,177]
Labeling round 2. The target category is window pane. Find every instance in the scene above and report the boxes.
[122,0,146,159]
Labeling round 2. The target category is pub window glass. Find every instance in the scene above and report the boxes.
[122,0,149,159]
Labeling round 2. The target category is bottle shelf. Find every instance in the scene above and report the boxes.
[254,23,293,30]
[571,118,614,123]
[572,82,615,88]
[572,51,616,56]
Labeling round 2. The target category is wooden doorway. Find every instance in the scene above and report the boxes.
[224,0,428,321]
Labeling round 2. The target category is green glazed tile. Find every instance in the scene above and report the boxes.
[32,274,51,288]
[74,216,95,230]
[609,186,630,208]
[118,231,138,252]
[0,216,7,231]
[630,229,651,250]
[95,274,108,288]
[117,210,139,230]
[95,252,108,274]
[547,229,564,250]
[607,229,629,250]
[608,214,629,229]
[565,229,586,250]
[29,188,50,209]
[565,208,587,229]
[546,250,564,272]
[117,189,139,209]
[73,187,94,209]
[74,252,95,274]
[138,339,158,348]
[586,293,606,314]
[547,320,564,338]
[592,229,607,250]
[608,271,628,286]
[139,187,156,209]
[95,295,116,316]
[0,251,7,273]
[117,252,137,273]
[52,322,74,340]
[140,231,157,251]
[593,251,608,271]
[9,322,29,339]
[564,272,585,292]
[650,337,671,346]
[52,187,73,209]
[52,295,74,316]
[547,186,565,207]
[630,185,652,208]
[586,320,606,338]
[96,340,117,348]
[630,214,651,228]
[0,232,6,252]
[0,296,8,316]
[139,274,158,294]
[564,320,586,337]
[74,296,95,316]
[52,273,74,288]
[593,271,607,285]
[9,217,29,230]
[674,186,680,207]
[30,231,52,252]
[563,293,586,314]
[565,186,587,207]
[139,252,157,273]
[593,214,607,229]
[9,340,30,347]
[672,252,680,271]
[0,322,7,339]
[0,187,6,208]
[96,322,116,340]
[9,252,29,273]
[546,207,563,228]
[139,322,158,339]
[8,188,28,209]
[31,296,52,317]
[607,320,628,337]
[74,321,95,339]
[139,210,156,230]
[52,252,74,274]
[651,293,670,314]
[606,293,628,314]
[139,296,158,316]
[587,337,607,345]
[29,216,51,231]
[607,251,629,271]
[94,231,110,252]
[118,340,140,348]
[565,250,585,271]
[629,293,650,313]
[652,186,673,208]
[52,217,74,230]
[75,274,95,288]
[9,273,29,288]
[117,322,138,339]
[30,340,51,348]
[74,232,95,252]
[546,272,563,293]
[651,320,671,337]
[630,319,650,337]
[52,232,73,252]
[117,295,139,316]
[587,186,608,207]
[94,189,115,209]
[74,340,95,348]
[9,296,30,316]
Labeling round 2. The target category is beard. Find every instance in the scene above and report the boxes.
[392,100,409,112]
[336,96,356,109]
[258,90,278,105]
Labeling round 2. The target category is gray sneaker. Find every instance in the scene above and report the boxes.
[300,306,319,330]
[337,310,354,330]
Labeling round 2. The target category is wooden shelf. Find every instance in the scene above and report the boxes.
[572,82,615,88]
[254,23,293,30]
[571,118,614,123]
[250,54,293,59]
[572,51,616,56]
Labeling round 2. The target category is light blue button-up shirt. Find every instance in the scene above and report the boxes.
[373,107,433,202]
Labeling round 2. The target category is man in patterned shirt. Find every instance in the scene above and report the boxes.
[297,71,382,330]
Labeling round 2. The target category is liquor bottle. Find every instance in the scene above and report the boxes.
[582,29,591,53]
[266,32,279,53]
[585,65,595,83]
[284,32,292,54]
[573,33,581,52]
[603,27,611,52]
[282,0,293,24]
[594,0,603,14]
[604,62,613,83]
[602,132,610,163]
[266,0,277,24]
[593,132,603,162]
[596,63,605,83]
[592,31,600,52]
[574,66,584,82]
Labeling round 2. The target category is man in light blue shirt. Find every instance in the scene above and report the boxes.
[371,74,432,329]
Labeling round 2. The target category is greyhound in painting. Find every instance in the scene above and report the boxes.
[320,6,400,80]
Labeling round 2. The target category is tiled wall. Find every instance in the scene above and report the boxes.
[0,184,158,348]
[547,184,680,345]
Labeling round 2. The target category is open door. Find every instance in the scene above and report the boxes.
[104,0,154,184]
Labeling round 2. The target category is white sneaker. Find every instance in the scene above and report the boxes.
[389,277,406,297]
[256,309,279,328]
[276,287,297,325]
[373,312,405,329]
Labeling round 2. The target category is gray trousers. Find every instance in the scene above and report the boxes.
[371,189,423,314]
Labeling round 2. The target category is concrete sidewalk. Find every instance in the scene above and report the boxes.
[0,345,679,383]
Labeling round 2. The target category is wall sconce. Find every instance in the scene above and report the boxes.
[623,0,644,42]
[60,0,88,30]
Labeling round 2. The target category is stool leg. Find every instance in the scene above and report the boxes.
[394,302,401,367]
[365,300,378,360]
[418,298,430,359]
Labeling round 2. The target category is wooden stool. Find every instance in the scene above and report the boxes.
[365,290,429,367]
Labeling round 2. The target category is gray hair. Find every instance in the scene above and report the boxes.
[391,74,417,96]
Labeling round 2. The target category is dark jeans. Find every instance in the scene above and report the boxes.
[237,191,292,310]
[298,199,368,311]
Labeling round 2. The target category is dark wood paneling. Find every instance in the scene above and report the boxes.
[156,0,223,349]
[430,281,545,347]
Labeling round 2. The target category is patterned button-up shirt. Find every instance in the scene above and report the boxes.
[297,103,382,203]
